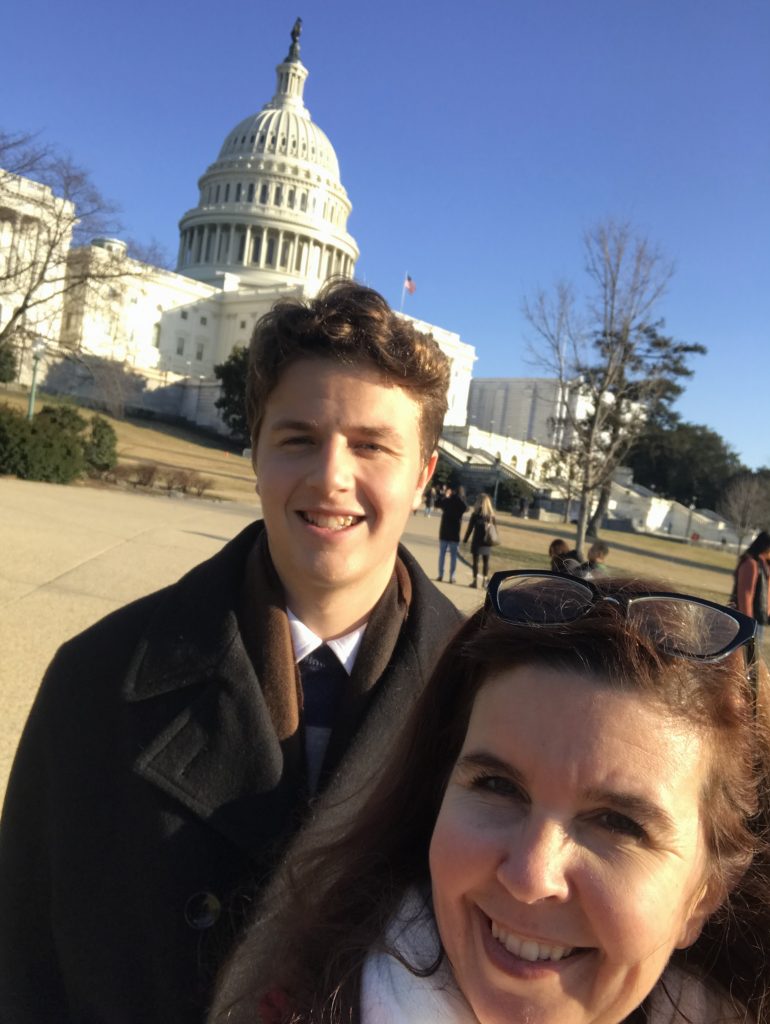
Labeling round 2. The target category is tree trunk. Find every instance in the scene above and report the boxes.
[576,487,592,561]
[587,478,611,537]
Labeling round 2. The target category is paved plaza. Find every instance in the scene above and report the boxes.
[0,479,481,801]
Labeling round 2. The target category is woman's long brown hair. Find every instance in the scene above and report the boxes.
[211,578,770,1023]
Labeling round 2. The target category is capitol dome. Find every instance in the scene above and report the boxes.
[176,21,358,292]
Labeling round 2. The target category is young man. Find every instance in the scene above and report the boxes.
[0,282,463,1023]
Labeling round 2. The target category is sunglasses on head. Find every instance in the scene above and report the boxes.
[485,570,757,664]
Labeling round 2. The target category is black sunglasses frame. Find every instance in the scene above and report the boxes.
[485,569,757,664]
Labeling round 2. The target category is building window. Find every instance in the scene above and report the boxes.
[195,342,204,361]
[215,185,220,203]
[153,324,161,348]
[180,310,188,319]
[176,338,185,356]
[235,183,242,202]
[288,188,295,208]
[265,236,276,266]
[247,183,255,202]
[224,183,230,202]
[251,231,261,264]
[274,185,283,206]
[240,320,247,329]
[200,316,207,326]
[300,192,307,212]
[259,184,269,204]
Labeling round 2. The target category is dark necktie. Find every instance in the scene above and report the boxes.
[298,643,349,731]
[298,644,350,792]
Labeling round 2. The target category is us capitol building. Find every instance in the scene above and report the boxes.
[7,21,674,533]
[2,21,476,435]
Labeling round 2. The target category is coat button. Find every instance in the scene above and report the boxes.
[184,891,222,929]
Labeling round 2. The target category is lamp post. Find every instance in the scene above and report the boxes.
[26,339,46,421]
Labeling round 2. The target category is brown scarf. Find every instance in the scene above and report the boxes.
[237,530,412,788]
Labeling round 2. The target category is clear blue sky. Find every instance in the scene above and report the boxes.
[6,0,769,469]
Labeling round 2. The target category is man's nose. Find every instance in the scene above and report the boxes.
[306,438,355,492]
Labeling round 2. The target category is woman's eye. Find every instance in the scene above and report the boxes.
[471,773,524,800]
[595,810,646,840]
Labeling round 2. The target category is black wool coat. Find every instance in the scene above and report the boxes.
[0,521,463,1024]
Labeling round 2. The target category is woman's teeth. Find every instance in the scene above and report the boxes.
[491,921,574,962]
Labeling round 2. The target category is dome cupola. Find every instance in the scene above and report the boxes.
[177,19,358,293]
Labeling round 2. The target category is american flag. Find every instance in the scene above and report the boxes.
[404,274,416,294]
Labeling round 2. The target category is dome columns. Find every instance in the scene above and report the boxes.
[178,220,355,283]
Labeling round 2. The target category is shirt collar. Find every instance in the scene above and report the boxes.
[287,608,366,675]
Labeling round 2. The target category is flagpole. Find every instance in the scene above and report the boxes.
[400,270,407,312]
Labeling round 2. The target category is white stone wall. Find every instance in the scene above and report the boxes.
[400,314,476,429]
[0,171,74,366]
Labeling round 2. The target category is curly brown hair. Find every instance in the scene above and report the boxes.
[211,576,770,1024]
[245,280,451,464]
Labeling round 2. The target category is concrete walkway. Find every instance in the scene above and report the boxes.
[0,479,482,800]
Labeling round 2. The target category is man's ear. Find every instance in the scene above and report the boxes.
[251,448,260,494]
[413,451,439,509]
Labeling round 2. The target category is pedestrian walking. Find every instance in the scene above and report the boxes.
[435,485,467,583]
[463,493,496,588]
[731,530,770,668]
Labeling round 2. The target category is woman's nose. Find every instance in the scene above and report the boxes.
[496,819,572,904]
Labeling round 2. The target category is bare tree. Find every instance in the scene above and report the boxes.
[541,440,583,523]
[524,220,705,557]
[719,474,770,552]
[0,128,164,380]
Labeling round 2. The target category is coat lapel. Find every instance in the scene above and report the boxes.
[124,522,305,860]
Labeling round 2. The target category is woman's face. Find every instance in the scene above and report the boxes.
[429,665,715,1024]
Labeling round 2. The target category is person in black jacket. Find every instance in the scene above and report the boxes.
[0,281,463,1024]
[435,485,467,583]
[463,493,496,588]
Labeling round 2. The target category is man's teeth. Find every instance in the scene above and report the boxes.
[302,512,359,530]
[491,921,573,962]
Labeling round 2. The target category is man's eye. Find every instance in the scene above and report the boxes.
[282,435,313,446]
[595,810,646,840]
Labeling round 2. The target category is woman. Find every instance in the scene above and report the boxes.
[212,572,769,1024]
[463,493,496,588]
[733,530,770,636]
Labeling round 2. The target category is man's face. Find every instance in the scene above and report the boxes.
[254,358,436,620]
